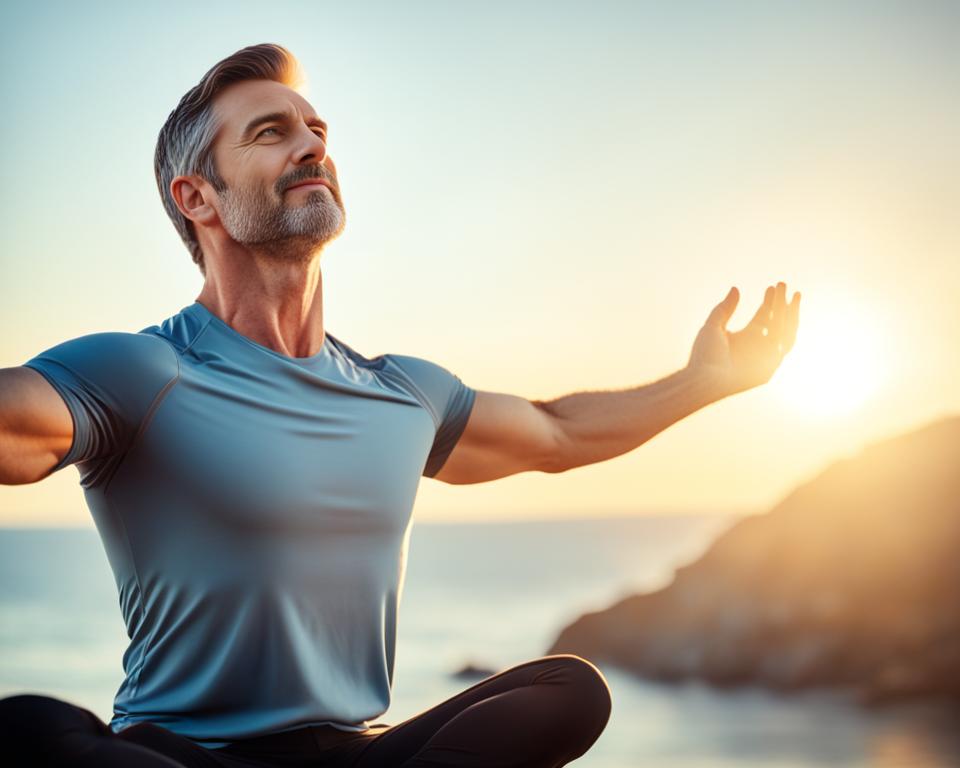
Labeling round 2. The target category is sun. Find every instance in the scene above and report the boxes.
[771,292,886,417]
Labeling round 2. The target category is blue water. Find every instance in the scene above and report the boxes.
[2,517,959,767]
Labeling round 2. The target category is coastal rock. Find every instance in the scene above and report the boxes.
[547,415,960,705]
[451,660,499,680]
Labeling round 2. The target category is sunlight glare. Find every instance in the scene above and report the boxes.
[772,294,886,417]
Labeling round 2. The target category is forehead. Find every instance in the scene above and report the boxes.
[211,79,321,135]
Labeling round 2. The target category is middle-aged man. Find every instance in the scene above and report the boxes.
[0,44,799,767]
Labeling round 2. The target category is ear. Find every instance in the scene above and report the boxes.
[170,175,220,227]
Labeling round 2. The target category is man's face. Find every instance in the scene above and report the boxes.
[208,79,345,255]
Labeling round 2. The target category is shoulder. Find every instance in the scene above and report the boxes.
[24,332,180,415]
[382,353,456,384]
[26,331,179,382]
[380,353,475,429]
[18,332,180,474]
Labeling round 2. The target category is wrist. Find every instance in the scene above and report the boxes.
[680,363,733,403]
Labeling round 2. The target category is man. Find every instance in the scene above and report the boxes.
[0,43,799,767]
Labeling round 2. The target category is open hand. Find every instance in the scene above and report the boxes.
[687,282,801,398]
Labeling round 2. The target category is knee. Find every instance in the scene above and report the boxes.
[550,655,613,733]
[0,693,107,763]
[0,693,52,725]
[0,694,97,736]
[0,694,37,741]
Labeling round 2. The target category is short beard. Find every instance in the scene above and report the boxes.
[217,167,346,262]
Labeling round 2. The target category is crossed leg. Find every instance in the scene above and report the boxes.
[0,654,612,768]
[0,693,206,767]
[347,654,613,768]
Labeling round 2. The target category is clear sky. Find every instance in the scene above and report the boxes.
[2,0,958,525]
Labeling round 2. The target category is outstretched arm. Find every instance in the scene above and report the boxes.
[431,282,800,484]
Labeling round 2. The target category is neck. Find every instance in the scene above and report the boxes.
[196,242,326,359]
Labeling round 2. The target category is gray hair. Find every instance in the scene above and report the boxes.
[154,43,303,276]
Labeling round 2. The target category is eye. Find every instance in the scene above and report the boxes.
[256,126,281,139]
[312,128,327,142]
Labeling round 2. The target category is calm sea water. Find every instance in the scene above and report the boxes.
[2,516,959,767]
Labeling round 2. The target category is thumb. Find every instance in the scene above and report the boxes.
[706,286,739,328]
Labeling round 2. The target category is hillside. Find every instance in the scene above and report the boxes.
[548,415,960,704]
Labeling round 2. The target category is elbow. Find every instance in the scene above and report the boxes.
[540,442,572,474]
[535,405,574,474]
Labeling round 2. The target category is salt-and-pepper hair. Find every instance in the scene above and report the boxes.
[154,44,303,276]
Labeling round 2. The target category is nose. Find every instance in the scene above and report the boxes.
[293,124,327,165]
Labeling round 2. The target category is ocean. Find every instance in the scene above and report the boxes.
[2,516,959,767]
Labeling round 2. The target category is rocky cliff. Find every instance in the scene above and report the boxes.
[547,415,960,704]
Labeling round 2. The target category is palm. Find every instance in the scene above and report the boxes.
[687,283,801,398]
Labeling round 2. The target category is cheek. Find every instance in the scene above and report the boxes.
[221,180,277,216]
[242,167,284,201]
[234,148,288,186]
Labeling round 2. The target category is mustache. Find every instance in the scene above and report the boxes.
[275,166,338,195]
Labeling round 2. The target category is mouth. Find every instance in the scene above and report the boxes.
[285,179,333,194]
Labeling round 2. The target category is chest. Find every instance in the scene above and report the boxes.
[123,363,436,535]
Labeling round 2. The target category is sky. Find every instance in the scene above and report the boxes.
[1,0,958,525]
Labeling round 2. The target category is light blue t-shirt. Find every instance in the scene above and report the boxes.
[22,300,476,748]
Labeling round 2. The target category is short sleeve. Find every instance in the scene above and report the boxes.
[423,371,476,477]
[381,354,477,477]
[22,332,180,475]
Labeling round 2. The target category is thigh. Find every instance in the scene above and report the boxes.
[0,693,242,768]
[349,654,612,767]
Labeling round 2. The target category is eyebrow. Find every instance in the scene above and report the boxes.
[240,111,328,140]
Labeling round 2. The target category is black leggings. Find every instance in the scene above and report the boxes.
[0,654,612,767]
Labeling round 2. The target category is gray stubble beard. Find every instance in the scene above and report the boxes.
[218,182,346,262]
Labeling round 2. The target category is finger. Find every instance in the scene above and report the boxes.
[772,282,787,349]
[747,285,775,331]
[706,286,739,328]
[783,291,801,353]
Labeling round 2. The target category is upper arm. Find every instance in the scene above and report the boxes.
[430,390,567,484]
[0,366,74,485]
[10,332,180,488]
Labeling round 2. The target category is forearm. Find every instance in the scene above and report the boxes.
[537,366,724,472]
